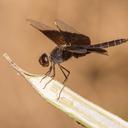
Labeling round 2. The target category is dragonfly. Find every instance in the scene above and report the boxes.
[27,19,128,99]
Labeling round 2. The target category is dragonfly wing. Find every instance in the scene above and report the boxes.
[87,47,108,55]
[65,46,88,53]
[66,48,87,53]
[65,46,108,55]
[54,19,91,46]
[27,19,66,46]
[54,19,79,33]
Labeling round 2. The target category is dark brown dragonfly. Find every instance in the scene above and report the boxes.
[28,19,128,98]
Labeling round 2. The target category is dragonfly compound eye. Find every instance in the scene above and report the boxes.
[39,53,49,67]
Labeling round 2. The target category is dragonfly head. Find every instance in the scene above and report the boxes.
[39,53,49,67]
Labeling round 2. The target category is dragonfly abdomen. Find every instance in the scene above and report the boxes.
[91,38,128,48]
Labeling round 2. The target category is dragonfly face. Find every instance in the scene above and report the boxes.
[39,53,49,67]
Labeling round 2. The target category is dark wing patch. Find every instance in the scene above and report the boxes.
[65,45,108,56]
[54,19,91,46]
[62,31,91,45]
[27,19,66,46]
[64,45,88,53]
[41,30,66,45]
[27,19,91,46]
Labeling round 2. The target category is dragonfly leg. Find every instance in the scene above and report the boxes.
[59,64,70,83]
[57,64,70,100]
[42,64,55,89]
[40,65,52,83]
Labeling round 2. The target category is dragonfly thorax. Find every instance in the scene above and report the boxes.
[50,47,72,64]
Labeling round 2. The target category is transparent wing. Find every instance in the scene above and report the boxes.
[54,19,79,33]
[27,19,66,45]
[27,19,54,30]
[54,19,91,46]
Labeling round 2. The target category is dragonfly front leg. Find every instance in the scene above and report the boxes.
[40,64,53,83]
[42,64,56,89]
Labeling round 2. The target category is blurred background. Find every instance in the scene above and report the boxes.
[1,0,128,127]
